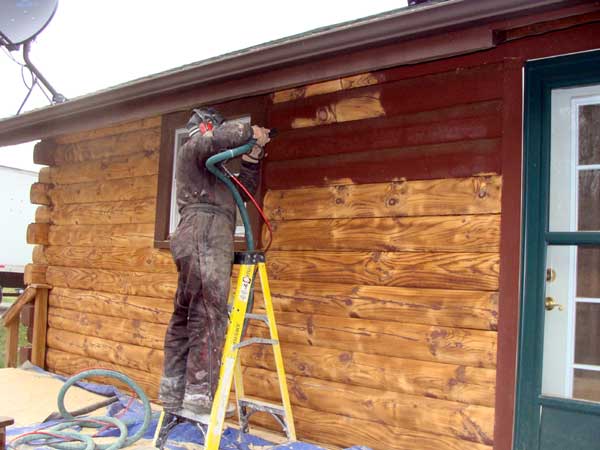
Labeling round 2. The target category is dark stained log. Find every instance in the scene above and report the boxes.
[268,63,503,131]
[268,102,502,161]
[264,139,501,189]
[33,140,57,165]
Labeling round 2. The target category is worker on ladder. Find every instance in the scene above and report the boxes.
[157,107,270,428]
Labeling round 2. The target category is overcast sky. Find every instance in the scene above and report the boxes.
[0,0,407,171]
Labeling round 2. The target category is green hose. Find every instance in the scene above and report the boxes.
[205,140,256,251]
[11,369,153,450]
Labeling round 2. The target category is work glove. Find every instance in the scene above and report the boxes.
[243,125,270,163]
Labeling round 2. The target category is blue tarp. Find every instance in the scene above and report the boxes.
[7,366,371,450]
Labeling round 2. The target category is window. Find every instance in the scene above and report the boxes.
[154,108,262,250]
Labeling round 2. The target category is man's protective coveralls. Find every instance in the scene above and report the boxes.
[159,120,260,415]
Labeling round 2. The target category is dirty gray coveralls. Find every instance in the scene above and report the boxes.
[159,121,260,414]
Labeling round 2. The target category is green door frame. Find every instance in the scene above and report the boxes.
[515,50,600,450]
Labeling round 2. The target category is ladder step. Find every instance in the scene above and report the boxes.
[244,313,269,324]
[238,397,286,416]
[234,337,278,350]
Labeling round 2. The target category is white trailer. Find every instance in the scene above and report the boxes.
[0,165,38,299]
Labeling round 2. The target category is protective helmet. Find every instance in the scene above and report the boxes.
[186,107,225,137]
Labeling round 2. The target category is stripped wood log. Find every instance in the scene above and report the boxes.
[47,308,166,349]
[48,224,155,248]
[240,341,495,407]
[251,404,493,450]
[47,327,163,373]
[264,175,502,220]
[43,245,176,274]
[45,266,177,299]
[267,250,500,291]
[50,199,156,225]
[52,127,161,165]
[41,150,158,185]
[248,311,497,368]
[35,206,51,224]
[242,367,495,445]
[266,214,501,253]
[24,264,47,285]
[53,117,161,145]
[290,92,386,128]
[49,175,157,205]
[32,246,48,265]
[26,223,49,245]
[252,279,498,330]
[46,349,159,399]
[30,182,51,205]
[31,287,49,367]
[49,287,171,324]
[272,72,385,104]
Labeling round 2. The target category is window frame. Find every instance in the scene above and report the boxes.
[154,101,267,250]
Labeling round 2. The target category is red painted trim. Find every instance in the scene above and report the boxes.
[494,58,525,450]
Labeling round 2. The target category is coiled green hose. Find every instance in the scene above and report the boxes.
[11,369,153,450]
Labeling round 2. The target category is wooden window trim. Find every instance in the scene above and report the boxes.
[154,97,268,250]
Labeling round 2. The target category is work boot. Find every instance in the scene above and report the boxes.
[153,411,184,449]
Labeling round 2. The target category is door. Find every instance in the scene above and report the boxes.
[515,51,600,450]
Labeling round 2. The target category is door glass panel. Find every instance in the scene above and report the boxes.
[579,104,600,165]
[550,89,600,231]
[543,245,600,403]
[575,302,600,366]
[573,369,600,403]
[578,170,600,230]
[577,246,600,298]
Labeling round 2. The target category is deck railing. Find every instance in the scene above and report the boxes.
[1,284,50,368]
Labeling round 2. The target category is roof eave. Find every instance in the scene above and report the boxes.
[0,0,581,146]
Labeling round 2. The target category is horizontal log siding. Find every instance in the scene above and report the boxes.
[255,62,504,449]
[35,61,504,450]
[31,118,171,406]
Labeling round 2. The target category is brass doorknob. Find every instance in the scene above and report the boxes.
[545,297,564,311]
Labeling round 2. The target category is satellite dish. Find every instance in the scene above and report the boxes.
[0,0,66,109]
[0,0,59,48]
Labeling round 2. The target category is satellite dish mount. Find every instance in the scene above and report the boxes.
[0,0,67,111]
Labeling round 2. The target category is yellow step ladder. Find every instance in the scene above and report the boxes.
[204,250,296,449]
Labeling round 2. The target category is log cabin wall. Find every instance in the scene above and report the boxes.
[28,117,174,397]
[248,63,505,450]
[26,61,505,450]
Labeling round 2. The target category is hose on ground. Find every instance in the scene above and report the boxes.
[10,369,153,450]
